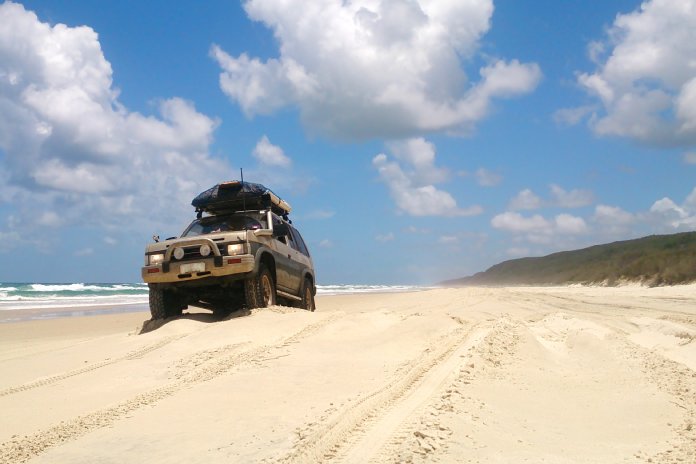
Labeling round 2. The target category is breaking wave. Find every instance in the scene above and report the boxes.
[316,284,425,295]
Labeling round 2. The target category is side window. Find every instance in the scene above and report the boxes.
[285,228,299,251]
[290,227,310,257]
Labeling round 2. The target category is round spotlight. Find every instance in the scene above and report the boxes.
[200,244,211,257]
[173,247,185,260]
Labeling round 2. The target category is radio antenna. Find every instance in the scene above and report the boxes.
[240,168,247,213]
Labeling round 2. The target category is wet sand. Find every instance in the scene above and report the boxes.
[0,302,149,324]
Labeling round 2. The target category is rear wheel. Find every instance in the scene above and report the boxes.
[244,264,276,309]
[300,277,315,311]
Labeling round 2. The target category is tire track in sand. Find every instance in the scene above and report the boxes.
[275,321,491,464]
[373,317,520,463]
[0,312,343,464]
[616,336,696,463]
[338,326,492,464]
[0,334,187,398]
[0,306,313,398]
[515,290,696,326]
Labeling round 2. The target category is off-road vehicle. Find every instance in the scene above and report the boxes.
[142,181,316,319]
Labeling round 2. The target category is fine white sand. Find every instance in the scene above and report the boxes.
[1,286,695,463]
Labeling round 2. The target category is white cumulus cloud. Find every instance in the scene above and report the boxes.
[373,138,482,217]
[386,138,449,185]
[0,3,228,244]
[212,0,541,139]
[495,189,696,250]
[594,205,636,227]
[648,194,696,229]
[509,189,542,210]
[495,187,696,252]
[572,0,696,145]
[555,213,589,234]
[491,212,550,233]
[509,184,594,210]
[252,135,291,167]
[491,211,588,244]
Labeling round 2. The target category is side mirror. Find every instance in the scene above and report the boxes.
[273,223,289,237]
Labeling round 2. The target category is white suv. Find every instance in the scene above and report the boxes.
[142,181,316,319]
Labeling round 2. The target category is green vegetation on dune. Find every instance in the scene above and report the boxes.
[445,232,696,287]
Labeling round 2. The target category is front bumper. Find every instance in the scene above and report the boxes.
[142,253,255,284]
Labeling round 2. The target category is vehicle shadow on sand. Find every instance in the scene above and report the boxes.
[138,307,252,334]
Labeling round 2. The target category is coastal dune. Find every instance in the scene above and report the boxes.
[1,286,695,463]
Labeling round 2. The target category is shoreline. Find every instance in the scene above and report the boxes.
[0,285,431,323]
[0,293,359,324]
[2,281,694,325]
[3,281,695,324]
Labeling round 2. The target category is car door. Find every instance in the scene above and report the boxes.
[288,226,314,290]
[270,233,296,293]
[277,228,301,293]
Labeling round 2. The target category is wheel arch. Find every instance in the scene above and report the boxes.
[255,249,277,284]
[302,270,316,295]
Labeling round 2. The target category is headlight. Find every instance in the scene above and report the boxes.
[148,253,164,265]
[200,244,211,257]
[227,243,245,255]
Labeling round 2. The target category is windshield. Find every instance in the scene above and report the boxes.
[182,214,265,237]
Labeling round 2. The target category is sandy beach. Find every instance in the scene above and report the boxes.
[1,286,695,463]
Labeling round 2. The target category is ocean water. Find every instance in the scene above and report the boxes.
[316,284,425,295]
[0,283,150,311]
[0,282,425,311]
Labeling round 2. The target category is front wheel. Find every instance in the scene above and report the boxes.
[244,265,276,309]
[148,286,182,320]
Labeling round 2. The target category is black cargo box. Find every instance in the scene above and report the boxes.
[192,181,291,216]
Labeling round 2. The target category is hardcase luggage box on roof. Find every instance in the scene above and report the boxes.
[192,181,292,216]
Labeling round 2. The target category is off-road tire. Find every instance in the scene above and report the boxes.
[149,285,182,320]
[299,277,315,311]
[244,264,276,309]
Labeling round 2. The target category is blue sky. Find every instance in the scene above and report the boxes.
[1,0,695,284]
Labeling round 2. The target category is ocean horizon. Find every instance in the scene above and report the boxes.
[0,282,427,313]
